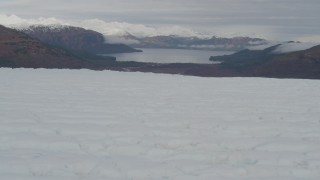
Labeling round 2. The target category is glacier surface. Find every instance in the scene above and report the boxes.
[0,68,320,180]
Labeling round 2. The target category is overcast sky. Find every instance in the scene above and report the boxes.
[0,0,319,41]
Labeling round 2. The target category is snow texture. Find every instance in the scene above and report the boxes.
[0,68,320,180]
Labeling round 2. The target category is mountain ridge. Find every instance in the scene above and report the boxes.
[251,44,320,78]
[1,25,320,79]
[0,25,91,68]
[0,25,120,69]
[208,43,320,78]
[119,33,268,51]
[19,25,142,54]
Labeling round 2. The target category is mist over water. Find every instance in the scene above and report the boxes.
[109,48,234,64]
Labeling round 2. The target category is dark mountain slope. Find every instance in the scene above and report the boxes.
[20,25,142,54]
[0,25,94,68]
[251,45,320,79]
[209,44,282,68]
[208,43,320,79]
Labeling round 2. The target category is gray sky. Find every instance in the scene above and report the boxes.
[0,0,319,41]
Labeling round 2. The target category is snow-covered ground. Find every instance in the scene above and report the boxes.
[0,68,320,180]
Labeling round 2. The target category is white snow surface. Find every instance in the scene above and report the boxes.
[0,68,320,180]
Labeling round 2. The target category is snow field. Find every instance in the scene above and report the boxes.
[0,68,320,180]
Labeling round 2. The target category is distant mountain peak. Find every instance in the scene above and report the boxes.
[119,34,268,51]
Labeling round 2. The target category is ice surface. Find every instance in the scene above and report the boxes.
[0,68,320,180]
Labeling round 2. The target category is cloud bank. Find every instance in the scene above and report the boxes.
[1,0,319,41]
[0,14,68,26]
[0,14,208,38]
[272,42,319,54]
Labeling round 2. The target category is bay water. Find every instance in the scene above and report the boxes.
[108,48,233,64]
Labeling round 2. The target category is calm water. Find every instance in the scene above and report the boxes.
[108,48,233,64]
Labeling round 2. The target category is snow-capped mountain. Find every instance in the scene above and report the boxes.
[0,14,209,38]
[0,24,93,69]
[19,25,142,54]
[1,14,268,51]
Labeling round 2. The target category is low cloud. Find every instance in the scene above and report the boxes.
[104,35,140,45]
[0,14,69,27]
[247,41,281,50]
[248,41,319,53]
[296,35,320,43]
[0,14,206,38]
[273,42,319,54]
[1,13,319,44]
[1,0,320,41]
